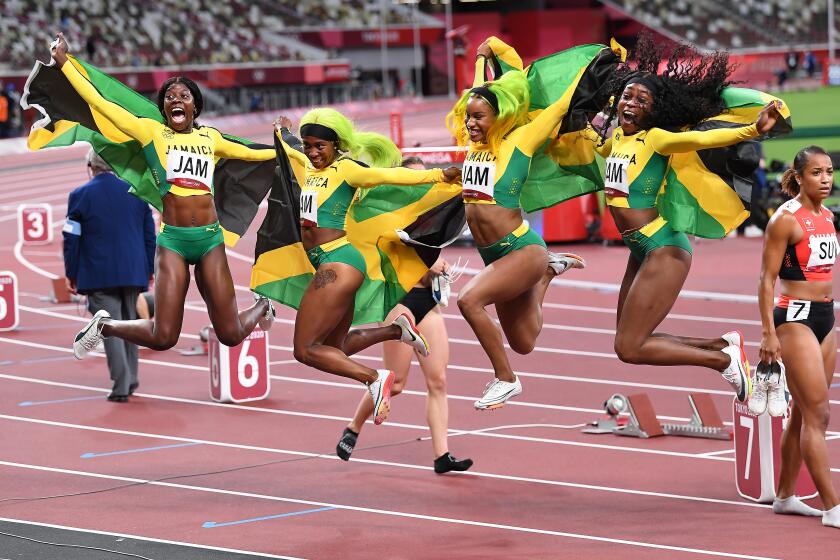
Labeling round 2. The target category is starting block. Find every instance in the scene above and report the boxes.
[601,392,731,440]
[49,277,73,304]
[208,327,270,403]
[662,392,731,440]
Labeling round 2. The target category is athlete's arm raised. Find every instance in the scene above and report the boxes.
[647,101,784,155]
[273,127,310,167]
[516,94,573,154]
[340,159,458,189]
[212,129,275,161]
[51,33,154,144]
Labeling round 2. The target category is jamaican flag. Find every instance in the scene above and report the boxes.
[478,36,626,212]
[21,55,274,245]
[657,88,793,238]
[250,134,464,326]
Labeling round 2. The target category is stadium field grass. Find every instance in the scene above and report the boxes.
[763,86,840,162]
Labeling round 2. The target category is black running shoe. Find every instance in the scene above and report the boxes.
[336,428,358,461]
[434,452,474,474]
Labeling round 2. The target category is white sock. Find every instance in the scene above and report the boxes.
[822,504,840,528]
[773,496,823,517]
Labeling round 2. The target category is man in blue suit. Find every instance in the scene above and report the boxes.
[63,150,156,402]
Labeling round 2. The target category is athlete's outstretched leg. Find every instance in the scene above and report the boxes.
[195,245,268,347]
[415,309,452,459]
[98,248,190,351]
[346,306,414,434]
[496,264,553,355]
[613,247,730,370]
[293,264,378,384]
[342,324,402,356]
[457,245,546,382]
[651,333,728,351]
[616,251,726,352]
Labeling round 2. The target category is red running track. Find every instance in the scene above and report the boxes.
[0,109,839,559]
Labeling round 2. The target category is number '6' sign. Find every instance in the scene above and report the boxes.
[208,327,270,403]
[0,271,19,331]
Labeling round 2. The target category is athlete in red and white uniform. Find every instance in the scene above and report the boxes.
[777,197,837,283]
[758,146,839,527]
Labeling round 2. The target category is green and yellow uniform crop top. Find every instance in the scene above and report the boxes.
[61,62,275,198]
[461,56,575,209]
[277,139,444,230]
[462,93,571,209]
[591,124,758,209]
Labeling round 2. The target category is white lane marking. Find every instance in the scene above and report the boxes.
[13,241,58,279]
[12,305,840,412]
[0,461,781,559]
[0,373,732,459]
[0,197,68,222]
[697,449,738,457]
[5,370,834,467]
[0,178,86,202]
[0,312,748,423]
[0,414,767,510]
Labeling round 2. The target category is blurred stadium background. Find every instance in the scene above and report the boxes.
[0,0,838,235]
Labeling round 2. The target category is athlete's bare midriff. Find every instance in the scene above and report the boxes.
[609,205,660,234]
[466,204,524,247]
[779,279,833,302]
[301,225,345,251]
[161,192,217,227]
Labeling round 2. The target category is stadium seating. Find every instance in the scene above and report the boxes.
[607,0,838,49]
[0,0,421,70]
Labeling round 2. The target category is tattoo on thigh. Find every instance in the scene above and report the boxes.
[313,269,337,289]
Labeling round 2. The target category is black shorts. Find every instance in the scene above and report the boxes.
[401,287,437,325]
[773,299,835,343]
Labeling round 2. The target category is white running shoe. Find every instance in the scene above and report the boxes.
[744,225,764,238]
[748,363,770,415]
[431,274,451,307]
[393,312,430,356]
[548,252,586,276]
[721,344,751,403]
[474,376,522,410]
[721,330,742,349]
[766,360,790,417]
[73,310,110,360]
[368,369,395,425]
[255,295,275,331]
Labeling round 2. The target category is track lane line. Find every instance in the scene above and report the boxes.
[0,413,769,508]
[4,375,836,469]
[0,461,781,559]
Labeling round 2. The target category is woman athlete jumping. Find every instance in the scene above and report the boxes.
[589,35,783,399]
[52,33,277,359]
[275,109,460,425]
[446,41,586,410]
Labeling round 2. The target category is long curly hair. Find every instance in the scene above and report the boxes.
[595,33,735,139]
[299,107,401,168]
[445,69,531,155]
